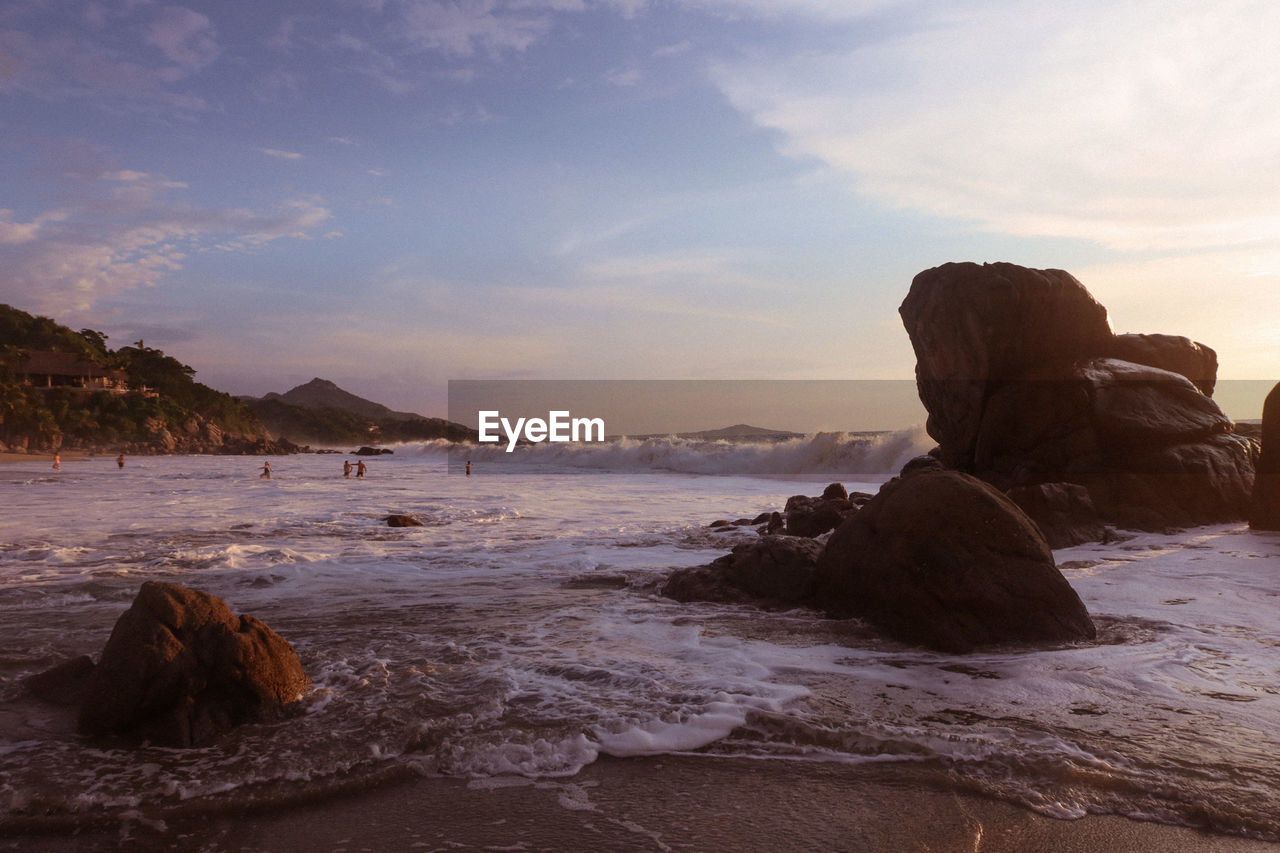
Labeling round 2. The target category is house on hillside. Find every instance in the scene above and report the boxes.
[14,351,151,397]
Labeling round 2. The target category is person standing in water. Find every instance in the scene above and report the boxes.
[465,460,471,476]
[355,460,367,478]
[343,460,353,478]
[116,454,125,469]
[261,461,272,479]
[52,453,60,471]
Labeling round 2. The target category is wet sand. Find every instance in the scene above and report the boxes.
[5,756,1277,852]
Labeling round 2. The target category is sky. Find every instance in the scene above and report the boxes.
[2,0,1278,422]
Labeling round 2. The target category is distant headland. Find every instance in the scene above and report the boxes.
[0,304,472,455]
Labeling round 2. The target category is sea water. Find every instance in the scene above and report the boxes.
[2,432,1280,840]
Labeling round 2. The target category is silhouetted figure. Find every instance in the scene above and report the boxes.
[52,454,60,471]
[117,454,125,469]
[356,460,367,478]
[343,460,352,478]
[261,461,272,479]
[466,460,471,476]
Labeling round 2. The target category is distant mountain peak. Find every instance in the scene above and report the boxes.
[275,378,413,420]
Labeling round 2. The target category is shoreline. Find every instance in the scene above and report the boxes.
[4,756,1278,852]
[0,452,87,465]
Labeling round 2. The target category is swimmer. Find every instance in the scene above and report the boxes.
[356,460,367,478]
[52,453,60,471]
[343,460,352,478]
[465,460,471,476]
[261,461,272,479]
[116,454,125,469]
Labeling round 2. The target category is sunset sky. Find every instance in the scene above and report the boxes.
[2,0,1277,419]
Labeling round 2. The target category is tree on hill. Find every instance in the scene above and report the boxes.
[0,304,277,454]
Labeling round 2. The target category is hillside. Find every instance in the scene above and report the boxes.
[0,304,287,455]
[242,380,475,447]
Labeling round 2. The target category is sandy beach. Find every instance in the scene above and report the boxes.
[5,756,1278,852]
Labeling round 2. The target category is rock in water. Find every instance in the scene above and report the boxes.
[1251,381,1280,531]
[662,535,823,606]
[814,469,1096,653]
[78,581,310,747]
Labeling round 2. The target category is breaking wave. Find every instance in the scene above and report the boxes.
[386,426,933,477]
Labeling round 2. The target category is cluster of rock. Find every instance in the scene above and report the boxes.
[900,262,1258,537]
[665,468,1096,652]
[25,582,309,748]
[663,261,1276,654]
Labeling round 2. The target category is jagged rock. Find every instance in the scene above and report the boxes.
[386,514,424,527]
[1249,382,1280,530]
[821,482,848,500]
[814,469,1096,653]
[78,582,309,747]
[662,535,823,606]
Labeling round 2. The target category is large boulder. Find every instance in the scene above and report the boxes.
[1250,381,1280,530]
[899,262,1113,469]
[814,469,1096,653]
[78,582,310,747]
[899,262,1255,531]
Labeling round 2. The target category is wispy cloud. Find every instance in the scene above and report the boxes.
[0,3,217,109]
[0,171,332,314]
[258,147,303,160]
[398,0,552,57]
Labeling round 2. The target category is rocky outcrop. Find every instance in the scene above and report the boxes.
[386,514,424,527]
[900,262,1257,531]
[355,446,394,456]
[77,582,309,747]
[814,469,1096,653]
[1251,382,1280,530]
[662,535,823,606]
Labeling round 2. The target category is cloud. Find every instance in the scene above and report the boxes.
[0,209,66,245]
[399,0,551,57]
[712,0,1280,253]
[0,4,213,109]
[258,147,304,160]
[0,172,331,314]
[145,6,219,71]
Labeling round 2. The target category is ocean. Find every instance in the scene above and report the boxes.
[3,431,1280,844]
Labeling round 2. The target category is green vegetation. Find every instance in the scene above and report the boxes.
[0,304,270,452]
